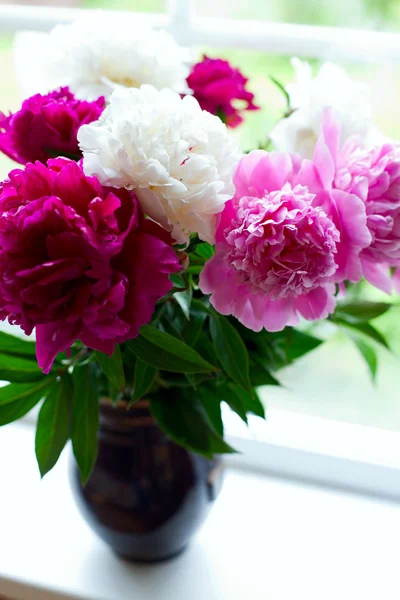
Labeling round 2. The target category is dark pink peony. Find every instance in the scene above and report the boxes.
[0,87,105,165]
[0,158,180,373]
[186,56,258,128]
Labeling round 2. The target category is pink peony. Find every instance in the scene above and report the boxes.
[295,109,372,285]
[315,108,400,293]
[186,56,258,128]
[200,151,340,332]
[336,142,400,292]
[0,87,105,165]
[0,158,180,373]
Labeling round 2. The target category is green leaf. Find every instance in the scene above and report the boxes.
[186,265,203,275]
[285,329,323,361]
[249,356,280,387]
[0,378,54,426]
[216,108,227,124]
[169,273,186,288]
[182,310,207,347]
[71,365,99,485]
[335,301,391,323]
[269,75,290,108]
[210,316,252,393]
[195,243,215,260]
[94,346,125,392]
[221,383,265,420]
[0,331,37,358]
[0,353,46,383]
[174,287,192,320]
[351,336,378,381]
[219,384,248,423]
[130,359,157,406]
[127,326,217,373]
[197,387,224,437]
[229,384,265,419]
[194,332,219,366]
[191,298,215,316]
[35,374,72,477]
[150,389,235,457]
[334,319,389,349]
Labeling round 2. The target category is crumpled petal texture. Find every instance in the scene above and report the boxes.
[79,85,241,244]
[186,55,259,128]
[13,14,190,101]
[199,148,351,331]
[0,87,104,164]
[317,108,400,292]
[0,158,180,373]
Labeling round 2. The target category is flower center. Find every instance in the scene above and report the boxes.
[225,186,339,300]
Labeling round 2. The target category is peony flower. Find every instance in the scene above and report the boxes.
[79,85,240,245]
[294,109,372,285]
[200,151,340,332]
[315,109,400,292]
[13,14,190,101]
[186,55,259,128]
[0,158,180,373]
[0,87,105,165]
[269,58,382,159]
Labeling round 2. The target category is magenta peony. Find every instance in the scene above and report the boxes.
[200,151,340,331]
[186,56,258,128]
[0,158,180,373]
[0,87,105,165]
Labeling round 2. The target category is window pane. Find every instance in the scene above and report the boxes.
[0,0,164,11]
[196,48,400,151]
[0,36,18,179]
[262,306,400,431]
[194,0,400,32]
[80,0,164,12]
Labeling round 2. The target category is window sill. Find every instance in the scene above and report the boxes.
[1,422,400,600]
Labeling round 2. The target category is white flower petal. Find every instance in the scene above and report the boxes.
[270,59,381,158]
[13,13,191,101]
[79,86,241,244]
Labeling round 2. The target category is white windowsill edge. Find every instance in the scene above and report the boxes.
[223,408,400,502]
[21,404,400,503]
[2,421,400,600]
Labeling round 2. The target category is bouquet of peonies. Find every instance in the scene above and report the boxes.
[0,15,398,482]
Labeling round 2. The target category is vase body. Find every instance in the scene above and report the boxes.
[70,400,224,562]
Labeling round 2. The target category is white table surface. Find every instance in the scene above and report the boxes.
[0,422,400,600]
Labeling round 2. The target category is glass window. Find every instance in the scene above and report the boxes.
[193,0,400,32]
[81,0,164,11]
[196,48,400,151]
[0,35,18,179]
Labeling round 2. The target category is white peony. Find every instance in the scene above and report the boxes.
[269,58,382,158]
[78,85,241,244]
[13,13,190,101]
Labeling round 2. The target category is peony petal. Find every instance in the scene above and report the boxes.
[260,297,294,332]
[36,321,81,374]
[199,250,232,295]
[361,257,393,294]
[294,284,336,321]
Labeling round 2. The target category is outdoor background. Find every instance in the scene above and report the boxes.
[1,0,400,430]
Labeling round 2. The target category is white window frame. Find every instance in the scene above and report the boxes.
[1,0,400,502]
